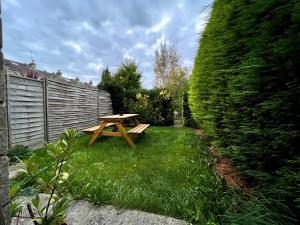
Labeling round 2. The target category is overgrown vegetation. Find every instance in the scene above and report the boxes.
[8,145,32,163]
[126,88,174,125]
[154,40,189,119]
[189,0,300,223]
[98,61,174,125]
[12,127,236,224]
[182,91,197,128]
[11,129,78,225]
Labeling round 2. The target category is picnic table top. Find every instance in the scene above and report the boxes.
[99,114,139,120]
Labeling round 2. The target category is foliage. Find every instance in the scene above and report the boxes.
[182,91,197,128]
[97,67,124,114]
[154,40,180,88]
[13,127,237,225]
[8,145,32,163]
[154,40,188,116]
[98,61,142,114]
[126,88,174,125]
[97,67,112,91]
[12,129,78,225]
[225,157,300,225]
[98,63,174,125]
[114,60,142,91]
[189,0,300,223]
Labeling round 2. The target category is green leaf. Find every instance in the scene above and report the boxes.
[32,195,40,209]
[9,184,19,199]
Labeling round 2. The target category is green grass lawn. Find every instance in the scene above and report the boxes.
[13,126,235,224]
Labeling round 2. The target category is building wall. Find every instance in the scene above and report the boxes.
[0,0,11,223]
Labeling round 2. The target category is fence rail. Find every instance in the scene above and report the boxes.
[6,74,112,149]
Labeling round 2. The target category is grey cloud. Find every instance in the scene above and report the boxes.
[3,0,212,88]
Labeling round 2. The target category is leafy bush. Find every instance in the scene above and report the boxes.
[182,92,197,128]
[98,64,174,125]
[97,67,124,114]
[189,0,300,223]
[224,158,300,225]
[127,88,174,125]
[8,145,32,163]
[11,129,78,224]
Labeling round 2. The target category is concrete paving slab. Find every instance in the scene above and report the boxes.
[12,196,190,225]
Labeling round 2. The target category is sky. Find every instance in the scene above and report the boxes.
[2,0,212,88]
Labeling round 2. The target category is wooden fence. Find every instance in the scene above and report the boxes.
[6,75,112,149]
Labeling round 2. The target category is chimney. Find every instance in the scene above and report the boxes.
[28,59,36,70]
[75,77,80,84]
[89,80,93,85]
[56,69,62,79]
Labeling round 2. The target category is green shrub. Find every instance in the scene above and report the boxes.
[98,64,174,125]
[11,129,78,224]
[189,0,300,223]
[224,158,300,224]
[183,92,197,128]
[127,88,174,126]
[8,145,32,163]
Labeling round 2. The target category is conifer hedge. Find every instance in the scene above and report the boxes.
[190,0,300,223]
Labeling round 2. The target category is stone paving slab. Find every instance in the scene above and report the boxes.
[9,162,23,179]
[12,196,190,225]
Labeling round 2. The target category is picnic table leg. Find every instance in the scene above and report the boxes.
[88,121,107,145]
[134,117,140,125]
[115,122,136,148]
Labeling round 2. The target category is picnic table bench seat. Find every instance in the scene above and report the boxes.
[83,122,115,133]
[128,124,150,134]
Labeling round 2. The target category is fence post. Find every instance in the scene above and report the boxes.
[43,77,49,143]
[97,90,99,120]
[0,0,11,223]
[5,68,11,148]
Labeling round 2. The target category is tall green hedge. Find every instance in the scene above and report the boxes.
[190,0,300,223]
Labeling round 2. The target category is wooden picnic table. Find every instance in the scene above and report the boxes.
[85,114,149,148]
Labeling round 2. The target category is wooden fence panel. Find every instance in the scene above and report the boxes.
[7,75,45,149]
[98,91,113,116]
[7,75,113,147]
[47,80,112,142]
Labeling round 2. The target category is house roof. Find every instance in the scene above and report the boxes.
[4,59,95,88]
[4,59,55,79]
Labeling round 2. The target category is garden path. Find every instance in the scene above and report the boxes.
[12,196,190,225]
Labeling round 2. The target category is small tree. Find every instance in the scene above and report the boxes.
[97,67,124,114]
[98,61,142,114]
[97,67,112,91]
[154,40,180,88]
[154,40,188,117]
[11,129,78,225]
[114,60,142,91]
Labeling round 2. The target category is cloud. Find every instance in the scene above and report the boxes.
[87,62,103,72]
[145,33,167,56]
[146,15,171,34]
[64,41,82,54]
[134,43,146,49]
[2,0,213,88]
[83,21,94,32]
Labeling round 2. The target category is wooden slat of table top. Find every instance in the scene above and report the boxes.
[99,114,139,120]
